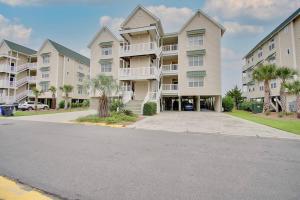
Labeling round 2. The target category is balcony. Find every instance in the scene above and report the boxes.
[119,42,160,57]
[162,44,178,55]
[0,95,15,104]
[119,66,160,81]
[162,64,178,75]
[17,63,37,72]
[0,80,16,88]
[28,76,37,84]
[161,84,178,95]
[0,64,17,73]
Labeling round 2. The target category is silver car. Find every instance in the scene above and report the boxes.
[19,102,49,111]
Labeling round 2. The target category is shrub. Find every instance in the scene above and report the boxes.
[222,96,234,112]
[278,113,284,118]
[110,99,124,112]
[239,101,252,111]
[143,102,157,116]
[121,109,134,116]
[82,100,90,107]
[59,100,65,109]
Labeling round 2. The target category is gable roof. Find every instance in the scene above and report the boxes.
[88,26,120,48]
[120,5,164,35]
[179,9,226,35]
[2,39,37,55]
[245,8,300,58]
[46,39,90,66]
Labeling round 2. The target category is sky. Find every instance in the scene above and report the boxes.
[0,0,299,94]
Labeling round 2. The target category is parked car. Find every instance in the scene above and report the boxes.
[19,102,49,111]
[182,101,194,111]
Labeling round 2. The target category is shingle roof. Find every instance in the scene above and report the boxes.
[3,40,37,55]
[48,39,90,66]
[245,8,300,58]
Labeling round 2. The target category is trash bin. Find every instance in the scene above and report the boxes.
[251,102,263,114]
[0,105,14,116]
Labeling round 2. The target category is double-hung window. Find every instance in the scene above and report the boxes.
[42,54,50,64]
[40,82,49,92]
[101,63,112,72]
[188,76,204,87]
[77,85,83,95]
[41,72,49,78]
[188,55,203,67]
[269,39,275,51]
[188,35,203,48]
[102,47,112,56]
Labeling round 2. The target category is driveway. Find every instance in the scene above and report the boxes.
[0,119,300,200]
[129,112,300,140]
[8,109,96,123]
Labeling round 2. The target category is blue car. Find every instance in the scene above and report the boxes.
[183,102,194,111]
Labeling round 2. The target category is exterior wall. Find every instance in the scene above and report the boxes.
[130,56,150,68]
[178,13,222,96]
[294,17,300,73]
[134,81,148,100]
[122,10,157,29]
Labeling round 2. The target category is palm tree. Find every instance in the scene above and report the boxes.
[226,85,243,109]
[252,64,277,113]
[284,80,300,118]
[48,86,57,109]
[59,85,73,109]
[276,67,297,113]
[32,88,43,111]
[87,75,118,117]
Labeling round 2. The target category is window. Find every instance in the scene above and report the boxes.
[102,47,112,56]
[287,48,290,55]
[258,49,263,58]
[41,72,49,79]
[269,39,275,51]
[40,82,49,92]
[188,55,203,67]
[284,26,289,33]
[78,72,84,82]
[78,85,83,95]
[259,86,264,91]
[188,35,203,47]
[101,63,112,72]
[188,77,204,87]
[271,82,277,89]
[42,54,50,64]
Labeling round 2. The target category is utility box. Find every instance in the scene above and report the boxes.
[251,102,263,114]
[0,105,15,116]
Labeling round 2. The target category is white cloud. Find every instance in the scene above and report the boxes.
[0,14,32,44]
[221,47,243,68]
[99,15,124,35]
[146,5,194,33]
[0,0,106,6]
[224,21,264,35]
[204,0,300,20]
[0,0,41,6]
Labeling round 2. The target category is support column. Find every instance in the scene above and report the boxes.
[197,96,201,111]
[214,95,222,112]
[178,96,181,111]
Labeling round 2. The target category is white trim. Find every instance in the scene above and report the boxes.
[290,21,297,69]
[88,26,120,48]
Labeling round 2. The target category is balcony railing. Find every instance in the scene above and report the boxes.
[162,84,178,94]
[162,64,178,74]
[119,67,159,80]
[120,42,159,57]
[0,95,15,104]
[17,63,37,72]
[27,76,37,83]
[0,65,17,73]
[162,44,178,54]
[16,77,28,87]
[0,80,16,88]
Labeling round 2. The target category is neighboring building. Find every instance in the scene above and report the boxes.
[0,40,37,105]
[89,5,225,113]
[242,8,300,112]
[37,39,90,107]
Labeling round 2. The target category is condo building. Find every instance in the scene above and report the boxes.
[242,8,300,112]
[0,40,38,105]
[37,39,90,106]
[0,39,90,107]
[89,5,225,113]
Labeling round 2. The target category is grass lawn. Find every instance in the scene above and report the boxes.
[12,108,88,117]
[77,112,138,125]
[228,110,300,135]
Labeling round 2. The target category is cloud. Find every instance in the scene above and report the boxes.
[223,21,264,35]
[221,47,243,68]
[0,14,32,44]
[99,15,124,35]
[146,5,194,33]
[204,0,300,20]
[0,0,105,6]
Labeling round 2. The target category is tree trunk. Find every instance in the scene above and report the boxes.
[280,81,287,113]
[34,96,38,111]
[263,80,271,113]
[98,95,109,118]
[296,95,300,119]
[64,98,68,109]
[51,94,56,109]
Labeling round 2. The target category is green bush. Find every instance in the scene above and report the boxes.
[110,99,124,112]
[82,100,90,107]
[143,102,157,116]
[59,100,65,109]
[121,109,134,116]
[76,112,138,124]
[239,101,252,111]
[222,96,234,112]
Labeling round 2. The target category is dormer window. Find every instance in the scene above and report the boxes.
[269,39,275,51]
[42,54,50,64]
[100,41,113,56]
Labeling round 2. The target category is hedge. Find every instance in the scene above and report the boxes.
[222,96,234,112]
[143,102,157,116]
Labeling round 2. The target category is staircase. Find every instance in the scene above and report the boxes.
[125,100,143,115]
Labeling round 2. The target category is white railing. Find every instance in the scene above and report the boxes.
[120,85,133,104]
[27,76,37,83]
[16,77,28,87]
[16,90,28,101]
[162,44,178,54]
[0,95,15,104]
[162,84,178,93]
[28,63,37,70]
[162,64,178,74]
[0,64,17,73]
[119,67,159,80]
[120,42,158,56]
[0,80,16,88]
[17,63,37,72]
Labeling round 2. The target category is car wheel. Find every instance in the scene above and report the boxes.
[43,106,49,110]
[28,107,33,111]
